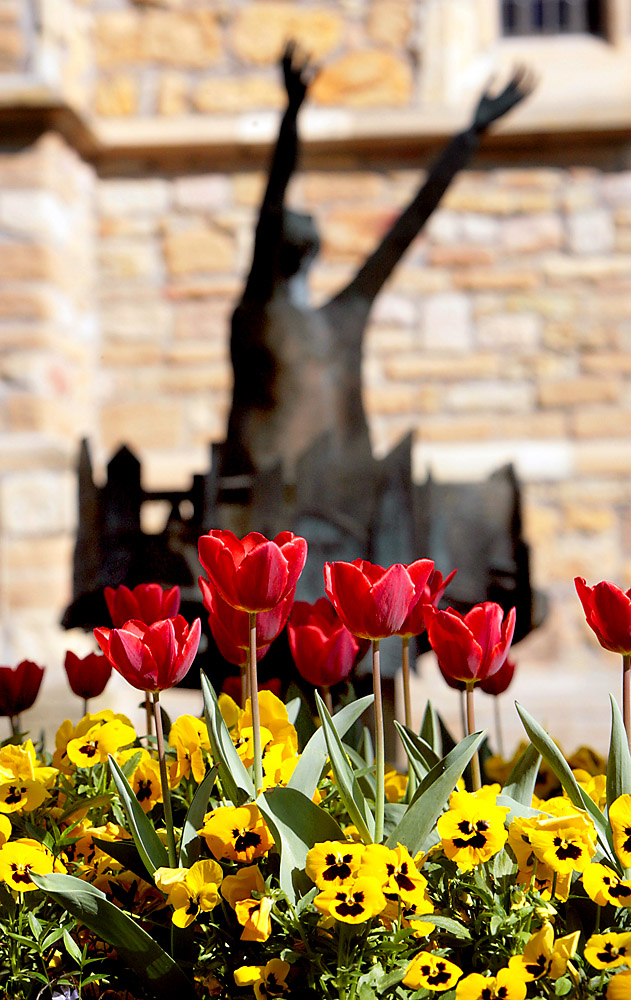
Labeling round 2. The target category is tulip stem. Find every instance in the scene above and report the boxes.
[401,637,412,730]
[372,640,385,844]
[465,682,481,791]
[145,694,153,739]
[240,662,248,709]
[82,697,89,719]
[459,691,467,741]
[323,686,333,715]
[624,655,631,750]
[9,716,19,739]
[249,612,263,795]
[151,691,176,867]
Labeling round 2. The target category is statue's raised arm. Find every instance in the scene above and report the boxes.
[242,42,316,302]
[322,68,535,326]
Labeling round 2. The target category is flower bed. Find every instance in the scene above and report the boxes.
[0,532,630,1000]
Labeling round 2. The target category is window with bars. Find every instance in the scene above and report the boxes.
[501,0,605,35]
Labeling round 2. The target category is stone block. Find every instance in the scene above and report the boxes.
[412,440,572,484]
[477,312,541,350]
[0,470,75,537]
[366,327,417,354]
[453,269,539,292]
[100,400,184,451]
[162,364,231,392]
[427,246,496,266]
[368,294,416,327]
[0,291,52,321]
[388,267,452,295]
[538,378,619,408]
[194,76,283,113]
[94,75,138,116]
[602,172,631,206]
[442,380,535,413]
[95,11,141,65]
[311,52,412,107]
[367,0,412,46]
[98,240,160,281]
[233,173,266,208]
[321,208,393,260]
[501,214,564,253]
[158,72,189,116]
[363,385,419,415]
[163,225,235,275]
[144,11,221,67]
[98,179,170,217]
[231,5,342,64]
[543,322,603,352]
[0,244,56,281]
[301,172,385,204]
[4,570,72,612]
[567,209,615,255]
[384,353,500,381]
[575,442,631,477]
[6,396,75,437]
[101,297,172,340]
[0,190,69,243]
[543,255,631,283]
[173,175,232,212]
[571,406,631,438]
[173,299,232,340]
[421,292,472,352]
[5,535,74,572]
[582,354,631,376]
[101,341,163,366]
[0,25,23,70]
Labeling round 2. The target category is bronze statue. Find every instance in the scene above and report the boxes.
[221,44,534,485]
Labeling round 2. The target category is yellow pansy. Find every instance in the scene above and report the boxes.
[582,862,631,908]
[314,875,386,924]
[234,958,291,999]
[305,840,365,890]
[66,720,136,768]
[403,951,462,991]
[0,838,65,892]
[0,814,11,845]
[609,794,631,869]
[221,864,272,942]
[168,714,210,785]
[218,693,242,730]
[584,932,631,970]
[456,968,527,1000]
[198,804,274,863]
[53,711,135,771]
[154,858,223,927]
[358,842,430,904]
[437,785,510,869]
[527,813,596,875]
[571,769,607,811]
[380,895,435,937]
[238,691,297,756]
[608,969,631,998]
[384,768,408,802]
[508,923,580,981]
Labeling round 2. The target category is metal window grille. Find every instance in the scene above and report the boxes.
[501,0,603,35]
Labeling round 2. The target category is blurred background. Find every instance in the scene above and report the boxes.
[0,0,630,753]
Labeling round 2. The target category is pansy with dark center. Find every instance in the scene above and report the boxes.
[403,951,462,991]
[198,803,274,863]
[584,932,631,970]
[305,840,364,890]
[314,875,386,924]
[437,785,509,869]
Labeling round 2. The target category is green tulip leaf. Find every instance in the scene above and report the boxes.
[386,730,486,855]
[394,721,441,782]
[92,837,153,884]
[31,873,197,999]
[502,742,542,806]
[201,672,254,806]
[315,691,375,844]
[607,694,631,811]
[257,786,344,903]
[288,695,374,801]
[420,701,442,757]
[285,696,301,725]
[179,765,218,869]
[516,702,617,868]
[108,754,168,876]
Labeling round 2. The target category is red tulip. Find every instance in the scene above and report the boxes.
[198,530,307,613]
[323,558,435,640]
[94,615,201,692]
[425,602,516,685]
[222,676,282,701]
[0,660,44,717]
[288,598,365,688]
[396,566,456,638]
[199,577,293,651]
[64,651,112,701]
[104,583,181,628]
[479,655,516,696]
[574,577,631,655]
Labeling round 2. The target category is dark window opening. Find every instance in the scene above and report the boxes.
[502,0,605,36]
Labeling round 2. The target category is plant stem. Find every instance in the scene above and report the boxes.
[240,661,248,708]
[465,682,481,791]
[323,686,333,714]
[145,693,153,738]
[459,691,466,740]
[151,691,176,867]
[373,639,385,844]
[82,697,89,718]
[624,654,630,749]
[9,716,19,739]
[401,636,412,729]
[249,612,263,795]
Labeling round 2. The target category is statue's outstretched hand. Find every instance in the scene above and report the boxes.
[472,66,536,132]
[282,40,316,111]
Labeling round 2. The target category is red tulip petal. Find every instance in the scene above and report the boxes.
[425,605,484,682]
[324,561,375,637]
[235,540,289,611]
[364,564,416,638]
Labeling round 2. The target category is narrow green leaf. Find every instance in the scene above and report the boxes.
[257,786,344,903]
[179,765,218,868]
[92,837,153,884]
[41,926,64,950]
[503,743,542,806]
[423,914,472,941]
[27,911,42,940]
[32,873,197,999]
[285,697,301,725]
[288,695,373,800]
[386,730,486,855]
[607,694,631,811]
[120,750,143,780]
[420,701,441,757]
[108,755,168,876]
[315,691,374,844]
[516,702,617,867]
[63,926,83,965]
[394,721,440,782]
[201,672,254,806]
